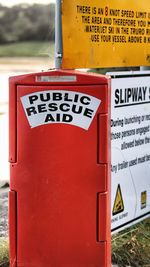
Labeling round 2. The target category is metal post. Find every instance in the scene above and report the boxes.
[55,0,63,69]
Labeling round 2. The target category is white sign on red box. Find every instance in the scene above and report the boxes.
[21,90,101,130]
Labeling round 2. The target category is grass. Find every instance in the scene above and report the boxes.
[0,237,9,267]
[0,219,150,266]
[0,41,55,57]
[111,218,150,267]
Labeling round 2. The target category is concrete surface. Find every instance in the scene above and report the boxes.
[0,57,55,185]
[0,187,9,237]
[0,73,9,185]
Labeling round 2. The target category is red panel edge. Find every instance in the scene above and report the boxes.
[9,190,17,267]
[9,70,110,86]
[98,114,108,164]
[9,78,17,163]
[97,192,111,267]
[98,192,108,241]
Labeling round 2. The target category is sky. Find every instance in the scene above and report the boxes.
[0,0,55,6]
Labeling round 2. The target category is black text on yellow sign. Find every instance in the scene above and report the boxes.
[112,184,124,216]
[62,0,150,69]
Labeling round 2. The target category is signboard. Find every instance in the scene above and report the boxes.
[61,0,150,69]
[21,90,101,130]
[109,71,150,233]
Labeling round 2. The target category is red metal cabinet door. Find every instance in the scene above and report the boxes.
[10,84,110,267]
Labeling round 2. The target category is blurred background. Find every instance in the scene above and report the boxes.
[0,0,55,186]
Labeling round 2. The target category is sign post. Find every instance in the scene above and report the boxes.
[55,0,63,69]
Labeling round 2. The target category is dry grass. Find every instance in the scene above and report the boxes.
[0,42,54,58]
[0,219,150,266]
[112,218,150,266]
[0,237,9,267]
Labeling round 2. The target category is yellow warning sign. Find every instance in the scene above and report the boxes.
[61,0,150,69]
[112,184,124,216]
[141,191,147,209]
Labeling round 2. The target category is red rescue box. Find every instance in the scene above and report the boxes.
[9,70,111,267]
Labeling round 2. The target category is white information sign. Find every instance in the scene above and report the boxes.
[108,71,150,234]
